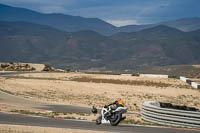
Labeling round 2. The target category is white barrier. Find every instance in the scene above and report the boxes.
[180,76,188,82]
[121,74,132,76]
[179,77,200,89]
[139,74,169,78]
[191,82,200,89]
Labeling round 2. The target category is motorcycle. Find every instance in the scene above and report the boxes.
[91,106,127,126]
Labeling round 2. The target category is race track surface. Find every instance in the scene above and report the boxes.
[0,72,138,114]
[0,113,199,133]
[0,90,94,114]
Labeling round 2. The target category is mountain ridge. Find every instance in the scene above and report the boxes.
[0,4,117,35]
[1,3,200,35]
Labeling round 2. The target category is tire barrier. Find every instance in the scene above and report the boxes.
[142,101,200,128]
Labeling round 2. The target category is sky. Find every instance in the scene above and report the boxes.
[0,0,200,26]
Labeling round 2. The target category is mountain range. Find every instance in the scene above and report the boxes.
[1,4,200,35]
[0,3,200,70]
[1,20,200,70]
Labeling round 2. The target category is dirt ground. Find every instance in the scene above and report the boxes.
[193,65,200,68]
[0,124,109,133]
[191,78,200,84]
[28,63,45,71]
[0,73,199,112]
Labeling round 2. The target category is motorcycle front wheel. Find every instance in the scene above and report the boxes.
[96,116,102,125]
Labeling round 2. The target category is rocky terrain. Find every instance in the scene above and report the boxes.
[0,62,64,72]
[0,62,36,71]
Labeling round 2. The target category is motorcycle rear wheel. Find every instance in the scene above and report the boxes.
[110,113,121,126]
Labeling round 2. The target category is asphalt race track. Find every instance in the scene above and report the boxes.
[1,113,199,133]
[0,89,94,114]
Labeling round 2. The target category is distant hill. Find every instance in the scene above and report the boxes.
[0,21,200,70]
[110,25,200,69]
[0,21,120,69]
[0,21,69,63]
[117,17,200,33]
[161,17,200,32]
[117,24,157,33]
[1,4,200,35]
[0,4,116,35]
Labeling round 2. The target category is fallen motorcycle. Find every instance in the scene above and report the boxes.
[91,106,127,126]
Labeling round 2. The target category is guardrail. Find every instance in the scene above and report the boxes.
[142,101,200,128]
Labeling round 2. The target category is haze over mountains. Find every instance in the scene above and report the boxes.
[0,4,200,70]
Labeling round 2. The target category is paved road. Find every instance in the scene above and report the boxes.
[0,90,93,114]
[1,113,199,133]
[0,72,94,113]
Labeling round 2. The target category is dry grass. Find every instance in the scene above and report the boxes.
[0,124,108,133]
[0,73,199,113]
[70,77,172,87]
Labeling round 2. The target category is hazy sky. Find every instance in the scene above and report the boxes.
[0,0,199,26]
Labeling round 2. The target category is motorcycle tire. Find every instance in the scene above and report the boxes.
[96,116,102,125]
[110,113,122,126]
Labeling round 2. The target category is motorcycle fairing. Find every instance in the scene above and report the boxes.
[101,107,110,124]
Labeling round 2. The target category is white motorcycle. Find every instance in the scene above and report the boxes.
[92,106,127,126]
